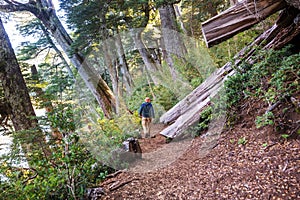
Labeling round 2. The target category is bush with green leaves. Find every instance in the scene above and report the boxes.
[255,111,275,128]
[225,45,300,128]
[197,106,213,133]
[0,103,112,200]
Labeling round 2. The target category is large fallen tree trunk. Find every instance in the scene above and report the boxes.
[201,0,287,47]
[160,64,233,125]
[160,6,300,138]
[160,65,235,138]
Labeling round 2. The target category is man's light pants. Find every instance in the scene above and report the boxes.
[142,117,151,138]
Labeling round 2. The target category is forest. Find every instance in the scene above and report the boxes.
[0,0,299,199]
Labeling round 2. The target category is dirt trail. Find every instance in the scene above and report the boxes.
[100,109,300,199]
[138,123,168,154]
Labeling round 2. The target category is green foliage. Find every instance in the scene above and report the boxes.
[0,137,109,200]
[281,134,290,139]
[224,70,249,108]
[174,39,217,88]
[238,137,248,145]
[255,112,275,128]
[225,45,300,129]
[76,103,143,169]
[127,80,179,113]
[0,104,112,200]
[47,103,78,132]
[126,82,156,112]
[262,142,268,147]
[196,106,213,134]
[181,0,230,38]
[153,85,178,111]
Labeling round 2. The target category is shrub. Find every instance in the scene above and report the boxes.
[224,45,300,128]
[0,103,112,200]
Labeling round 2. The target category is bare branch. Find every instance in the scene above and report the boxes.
[0,0,38,14]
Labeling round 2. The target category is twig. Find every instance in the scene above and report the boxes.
[291,124,300,135]
[109,178,140,191]
[22,168,38,184]
[265,101,281,113]
[105,169,126,179]
[263,142,277,151]
[282,161,288,172]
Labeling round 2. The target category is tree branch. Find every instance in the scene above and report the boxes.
[0,0,39,15]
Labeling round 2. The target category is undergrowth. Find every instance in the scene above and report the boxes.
[225,45,300,133]
[0,103,114,200]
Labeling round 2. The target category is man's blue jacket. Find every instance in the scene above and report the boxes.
[138,102,155,118]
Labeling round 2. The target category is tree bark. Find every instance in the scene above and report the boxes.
[115,32,134,95]
[0,0,116,118]
[130,28,160,85]
[263,7,300,49]
[0,18,47,155]
[285,0,300,10]
[201,0,287,47]
[160,63,234,125]
[159,3,187,80]
[174,4,187,34]
[102,41,120,114]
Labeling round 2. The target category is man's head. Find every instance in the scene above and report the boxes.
[145,97,151,102]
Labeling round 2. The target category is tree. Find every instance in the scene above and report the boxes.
[158,1,187,80]
[60,0,136,114]
[0,17,47,155]
[201,0,287,47]
[17,18,74,79]
[0,0,116,118]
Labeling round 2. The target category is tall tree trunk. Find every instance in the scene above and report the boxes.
[230,0,238,6]
[0,18,48,156]
[99,8,121,115]
[102,41,120,114]
[159,3,187,80]
[130,28,160,85]
[0,0,116,118]
[207,1,218,17]
[38,22,74,79]
[174,4,187,34]
[115,32,134,95]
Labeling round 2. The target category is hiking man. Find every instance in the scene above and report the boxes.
[138,97,155,138]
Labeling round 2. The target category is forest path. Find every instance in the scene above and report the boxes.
[138,123,168,153]
[130,123,194,173]
[100,108,300,199]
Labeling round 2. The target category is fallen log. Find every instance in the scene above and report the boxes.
[160,63,233,125]
[201,0,287,47]
[160,7,300,138]
[160,69,235,138]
